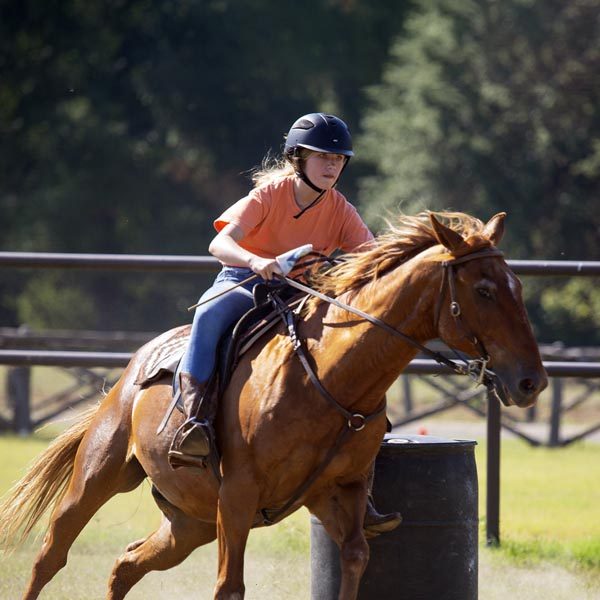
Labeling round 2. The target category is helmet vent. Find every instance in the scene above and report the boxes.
[293,119,315,130]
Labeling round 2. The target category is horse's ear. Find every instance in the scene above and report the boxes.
[429,213,465,251]
[482,212,506,246]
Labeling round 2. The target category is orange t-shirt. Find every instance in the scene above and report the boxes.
[214,177,373,262]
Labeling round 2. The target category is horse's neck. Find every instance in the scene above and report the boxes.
[311,258,439,405]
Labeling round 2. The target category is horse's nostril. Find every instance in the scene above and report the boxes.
[519,378,536,395]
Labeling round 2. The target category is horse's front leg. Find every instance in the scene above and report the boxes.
[214,474,259,600]
[308,481,370,600]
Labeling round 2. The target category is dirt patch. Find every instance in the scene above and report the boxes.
[4,544,597,599]
[479,550,599,600]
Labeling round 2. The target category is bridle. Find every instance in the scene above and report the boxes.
[282,246,506,391]
[433,248,505,383]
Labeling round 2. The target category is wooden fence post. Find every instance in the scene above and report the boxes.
[549,378,563,447]
[8,366,32,434]
[401,375,413,415]
[486,388,501,546]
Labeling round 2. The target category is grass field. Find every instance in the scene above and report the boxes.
[0,428,599,599]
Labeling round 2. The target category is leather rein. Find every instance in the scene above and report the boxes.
[288,247,505,387]
[259,246,505,525]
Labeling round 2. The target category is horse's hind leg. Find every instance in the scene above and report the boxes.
[23,458,144,599]
[23,395,146,599]
[108,503,216,600]
[23,454,145,600]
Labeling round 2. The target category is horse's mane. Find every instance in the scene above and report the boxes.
[307,211,487,302]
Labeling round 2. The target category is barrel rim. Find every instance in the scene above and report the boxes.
[382,433,477,448]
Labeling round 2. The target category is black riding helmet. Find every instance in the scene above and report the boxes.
[284,113,354,157]
[284,113,353,195]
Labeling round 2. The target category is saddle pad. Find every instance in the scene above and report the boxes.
[134,292,308,390]
[132,311,277,390]
[134,325,190,387]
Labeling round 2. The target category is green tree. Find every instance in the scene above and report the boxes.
[357,0,600,344]
[1,0,411,330]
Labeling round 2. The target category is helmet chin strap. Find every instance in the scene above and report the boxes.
[291,154,351,219]
[299,171,324,193]
[289,153,324,219]
[290,151,324,193]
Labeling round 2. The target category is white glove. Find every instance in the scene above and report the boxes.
[275,244,314,276]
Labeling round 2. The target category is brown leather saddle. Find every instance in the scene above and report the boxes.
[136,283,307,413]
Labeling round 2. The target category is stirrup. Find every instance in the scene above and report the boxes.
[168,418,212,467]
[167,448,208,471]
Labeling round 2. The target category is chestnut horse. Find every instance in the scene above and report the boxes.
[0,212,547,600]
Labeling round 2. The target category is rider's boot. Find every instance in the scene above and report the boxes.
[363,460,402,538]
[363,494,403,538]
[168,372,213,470]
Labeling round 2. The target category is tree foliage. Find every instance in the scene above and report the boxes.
[1,0,597,345]
[0,0,410,330]
[357,0,600,343]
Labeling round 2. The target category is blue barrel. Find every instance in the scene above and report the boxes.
[310,434,478,600]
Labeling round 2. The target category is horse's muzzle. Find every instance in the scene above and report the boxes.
[492,366,548,408]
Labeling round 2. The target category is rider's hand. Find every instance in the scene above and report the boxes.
[248,256,283,280]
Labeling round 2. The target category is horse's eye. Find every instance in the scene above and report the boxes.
[477,287,492,299]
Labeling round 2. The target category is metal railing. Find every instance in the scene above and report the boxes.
[1,251,599,275]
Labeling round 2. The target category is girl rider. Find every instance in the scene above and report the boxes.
[169,112,401,536]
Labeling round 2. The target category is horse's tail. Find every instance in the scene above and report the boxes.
[0,404,99,551]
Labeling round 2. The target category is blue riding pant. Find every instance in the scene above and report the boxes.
[178,267,265,384]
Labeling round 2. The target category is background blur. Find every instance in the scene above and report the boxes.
[2,0,599,344]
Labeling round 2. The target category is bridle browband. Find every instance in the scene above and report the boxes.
[259,246,507,525]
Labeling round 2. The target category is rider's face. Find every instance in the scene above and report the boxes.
[303,152,347,189]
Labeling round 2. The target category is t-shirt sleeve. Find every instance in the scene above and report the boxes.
[338,201,374,252]
[214,188,270,234]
